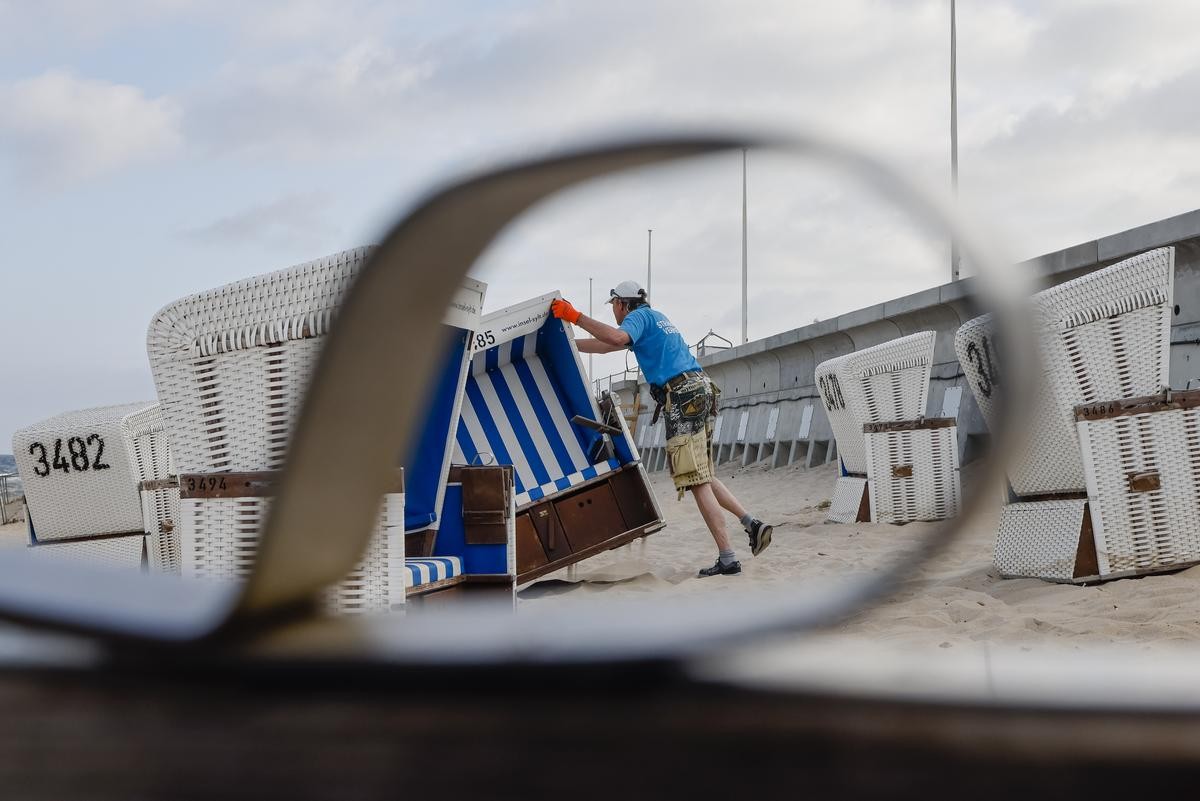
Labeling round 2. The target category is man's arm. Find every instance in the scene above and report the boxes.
[550,299,632,348]
[576,337,626,354]
[573,314,631,348]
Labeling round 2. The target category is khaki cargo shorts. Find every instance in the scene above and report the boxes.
[663,372,719,498]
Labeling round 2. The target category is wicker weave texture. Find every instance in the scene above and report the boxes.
[826,476,868,524]
[26,534,147,571]
[181,493,403,613]
[864,426,960,523]
[121,404,181,571]
[1078,407,1200,577]
[814,332,935,475]
[149,248,413,614]
[993,499,1090,582]
[953,314,1001,430]
[147,249,370,475]
[1017,247,1174,496]
[12,402,156,541]
[142,487,181,573]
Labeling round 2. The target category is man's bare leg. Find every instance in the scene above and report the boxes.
[710,478,748,520]
[711,476,773,557]
[689,482,733,552]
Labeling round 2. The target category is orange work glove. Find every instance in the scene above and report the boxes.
[550,298,582,324]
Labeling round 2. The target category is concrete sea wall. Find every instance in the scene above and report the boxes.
[616,209,1200,475]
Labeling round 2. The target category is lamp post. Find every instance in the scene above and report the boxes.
[646,229,653,303]
[741,147,748,345]
[950,0,960,282]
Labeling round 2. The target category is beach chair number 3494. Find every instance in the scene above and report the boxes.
[27,435,111,477]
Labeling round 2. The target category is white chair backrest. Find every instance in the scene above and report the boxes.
[148,249,368,475]
[958,247,1174,497]
[953,313,1000,429]
[12,402,162,541]
[815,331,936,474]
[147,248,403,612]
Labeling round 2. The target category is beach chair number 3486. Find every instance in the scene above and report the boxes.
[27,435,112,477]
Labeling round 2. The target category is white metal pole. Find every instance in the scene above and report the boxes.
[950,0,960,282]
[741,148,748,344]
[646,229,653,303]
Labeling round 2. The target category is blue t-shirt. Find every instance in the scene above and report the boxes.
[619,306,702,387]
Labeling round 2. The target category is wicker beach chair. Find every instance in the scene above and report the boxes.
[815,331,960,524]
[122,403,182,573]
[451,292,664,585]
[11,402,175,570]
[147,248,418,613]
[957,247,1183,582]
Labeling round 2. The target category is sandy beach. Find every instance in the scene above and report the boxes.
[0,520,24,549]
[4,461,1199,657]
[519,460,1200,654]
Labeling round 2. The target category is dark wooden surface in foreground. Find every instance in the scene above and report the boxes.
[2,655,1200,800]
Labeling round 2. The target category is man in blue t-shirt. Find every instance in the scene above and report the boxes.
[551,280,773,576]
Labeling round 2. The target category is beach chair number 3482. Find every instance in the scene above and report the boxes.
[27,435,111,477]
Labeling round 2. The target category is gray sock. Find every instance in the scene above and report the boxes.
[719,549,737,566]
[739,513,754,530]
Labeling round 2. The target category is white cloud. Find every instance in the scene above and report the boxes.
[8,0,1200,444]
[180,192,339,250]
[0,70,182,187]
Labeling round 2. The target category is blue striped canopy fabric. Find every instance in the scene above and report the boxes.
[402,556,463,588]
[453,329,620,508]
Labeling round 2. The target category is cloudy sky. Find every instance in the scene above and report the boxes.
[3,0,1200,449]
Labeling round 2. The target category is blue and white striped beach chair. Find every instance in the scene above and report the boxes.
[451,292,664,584]
[398,277,522,602]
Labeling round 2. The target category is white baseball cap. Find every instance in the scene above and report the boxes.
[607,280,646,303]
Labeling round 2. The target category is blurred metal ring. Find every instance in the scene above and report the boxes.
[247,127,1038,662]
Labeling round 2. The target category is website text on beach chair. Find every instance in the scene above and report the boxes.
[957,247,1187,583]
[451,292,665,585]
[12,402,176,570]
[814,331,960,524]
[147,247,487,612]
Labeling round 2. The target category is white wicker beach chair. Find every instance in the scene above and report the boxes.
[863,419,960,524]
[122,404,181,573]
[953,313,1001,430]
[1022,247,1173,497]
[1074,391,1200,579]
[13,402,156,543]
[815,331,958,524]
[12,402,179,570]
[147,247,419,614]
[958,247,1179,583]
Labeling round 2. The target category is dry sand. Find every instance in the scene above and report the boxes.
[518,461,1200,654]
[0,520,24,549]
[4,464,1198,659]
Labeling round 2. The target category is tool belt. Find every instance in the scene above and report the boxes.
[649,370,705,425]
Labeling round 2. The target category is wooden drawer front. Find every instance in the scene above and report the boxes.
[527,503,573,563]
[607,467,658,530]
[553,483,628,553]
[515,514,550,574]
